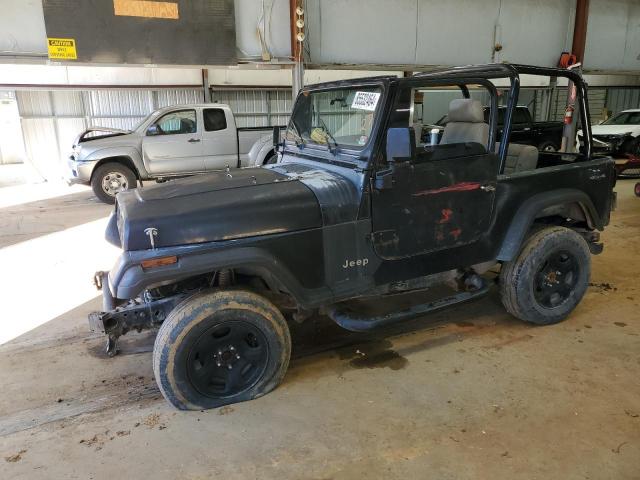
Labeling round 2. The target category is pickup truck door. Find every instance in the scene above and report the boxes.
[202,107,238,170]
[142,109,204,175]
[508,108,535,146]
[372,140,499,260]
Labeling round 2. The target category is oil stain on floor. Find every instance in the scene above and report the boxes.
[337,339,408,371]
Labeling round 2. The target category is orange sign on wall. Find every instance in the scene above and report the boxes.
[113,0,179,19]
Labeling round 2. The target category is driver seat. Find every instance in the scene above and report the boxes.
[440,99,489,148]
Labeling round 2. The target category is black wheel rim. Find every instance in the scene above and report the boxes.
[187,319,269,398]
[533,250,580,309]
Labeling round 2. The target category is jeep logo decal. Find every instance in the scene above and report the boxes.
[342,258,369,269]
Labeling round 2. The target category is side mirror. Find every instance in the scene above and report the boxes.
[386,127,415,163]
[147,124,160,136]
[375,127,415,191]
[272,125,281,149]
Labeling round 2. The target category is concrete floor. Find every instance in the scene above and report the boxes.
[0,179,638,479]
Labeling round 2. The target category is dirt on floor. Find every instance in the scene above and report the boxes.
[0,180,639,480]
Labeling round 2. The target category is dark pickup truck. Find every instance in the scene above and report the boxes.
[431,105,563,152]
[491,105,564,152]
[89,64,615,410]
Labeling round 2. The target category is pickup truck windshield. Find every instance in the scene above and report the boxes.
[602,111,640,125]
[285,86,382,149]
[133,110,161,132]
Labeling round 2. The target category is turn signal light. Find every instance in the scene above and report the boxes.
[141,256,177,269]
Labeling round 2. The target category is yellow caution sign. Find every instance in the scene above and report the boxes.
[47,38,77,60]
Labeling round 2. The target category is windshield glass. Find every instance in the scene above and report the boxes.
[285,86,382,149]
[602,112,640,125]
[132,110,161,131]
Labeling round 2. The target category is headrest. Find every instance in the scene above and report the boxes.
[448,99,484,123]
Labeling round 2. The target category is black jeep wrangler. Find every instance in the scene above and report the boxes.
[90,64,615,410]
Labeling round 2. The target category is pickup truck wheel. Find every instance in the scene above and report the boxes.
[152,290,291,410]
[262,152,277,165]
[499,226,590,325]
[538,140,559,152]
[91,163,136,204]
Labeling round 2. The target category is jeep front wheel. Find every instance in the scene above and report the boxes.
[499,226,590,325]
[91,162,136,204]
[153,290,291,410]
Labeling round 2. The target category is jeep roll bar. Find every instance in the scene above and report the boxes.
[413,63,594,171]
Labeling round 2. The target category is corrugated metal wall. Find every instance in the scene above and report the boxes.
[549,87,616,124]
[210,88,292,127]
[0,91,27,165]
[16,88,202,181]
[605,89,640,116]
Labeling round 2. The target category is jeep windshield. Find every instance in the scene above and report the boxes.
[285,86,382,150]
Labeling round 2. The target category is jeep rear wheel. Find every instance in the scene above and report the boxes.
[153,290,291,410]
[499,226,590,325]
[91,162,136,204]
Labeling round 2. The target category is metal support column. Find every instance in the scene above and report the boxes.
[561,0,589,152]
[290,0,304,96]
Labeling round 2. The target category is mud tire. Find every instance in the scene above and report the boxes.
[153,290,291,410]
[500,226,591,325]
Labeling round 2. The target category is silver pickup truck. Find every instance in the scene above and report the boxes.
[66,103,278,203]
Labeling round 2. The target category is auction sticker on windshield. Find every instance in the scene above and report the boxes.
[351,91,380,111]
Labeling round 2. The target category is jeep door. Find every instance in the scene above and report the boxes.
[372,81,499,260]
[201,107,238,170]
[142,108,204,175]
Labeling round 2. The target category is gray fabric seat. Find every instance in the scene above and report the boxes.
[500,143,539,174]
[440,99,489,147]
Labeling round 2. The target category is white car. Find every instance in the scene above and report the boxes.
[578,109,640,158]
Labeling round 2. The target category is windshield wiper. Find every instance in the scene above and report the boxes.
[318,116,339,153]
[287,123,306,148]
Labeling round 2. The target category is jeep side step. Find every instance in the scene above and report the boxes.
[327,282,490,332]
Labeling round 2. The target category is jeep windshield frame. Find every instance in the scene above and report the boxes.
[283,79,391,167]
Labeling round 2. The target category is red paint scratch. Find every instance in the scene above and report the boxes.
[438,208,453,224]
[449,228,462,240]
[413,181,481,197]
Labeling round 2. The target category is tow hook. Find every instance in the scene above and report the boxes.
[93,271,104,290]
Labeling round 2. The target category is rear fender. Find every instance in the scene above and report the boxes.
[497,189,600,261]
[247,134,275,166]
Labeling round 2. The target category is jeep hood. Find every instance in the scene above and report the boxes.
[112,167,322,250]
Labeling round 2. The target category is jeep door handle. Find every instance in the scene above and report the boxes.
[188,138,201,143]
[480,184,496,192]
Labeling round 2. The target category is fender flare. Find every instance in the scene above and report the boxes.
[496,188,601,261]
[110,245,325,308]
[247,134,275,167]
[87,147,149,179]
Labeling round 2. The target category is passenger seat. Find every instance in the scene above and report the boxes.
[500,143,539,174]
[440,99,489,147]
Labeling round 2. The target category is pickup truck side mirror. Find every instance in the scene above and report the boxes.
[146,124,160,136]
[272,126,281,149]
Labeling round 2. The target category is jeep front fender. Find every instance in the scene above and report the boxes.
[108,243,326,308]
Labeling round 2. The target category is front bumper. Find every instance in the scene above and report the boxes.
[577,133,631,155]
[88,268,186,356]
[65,156,95,185]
